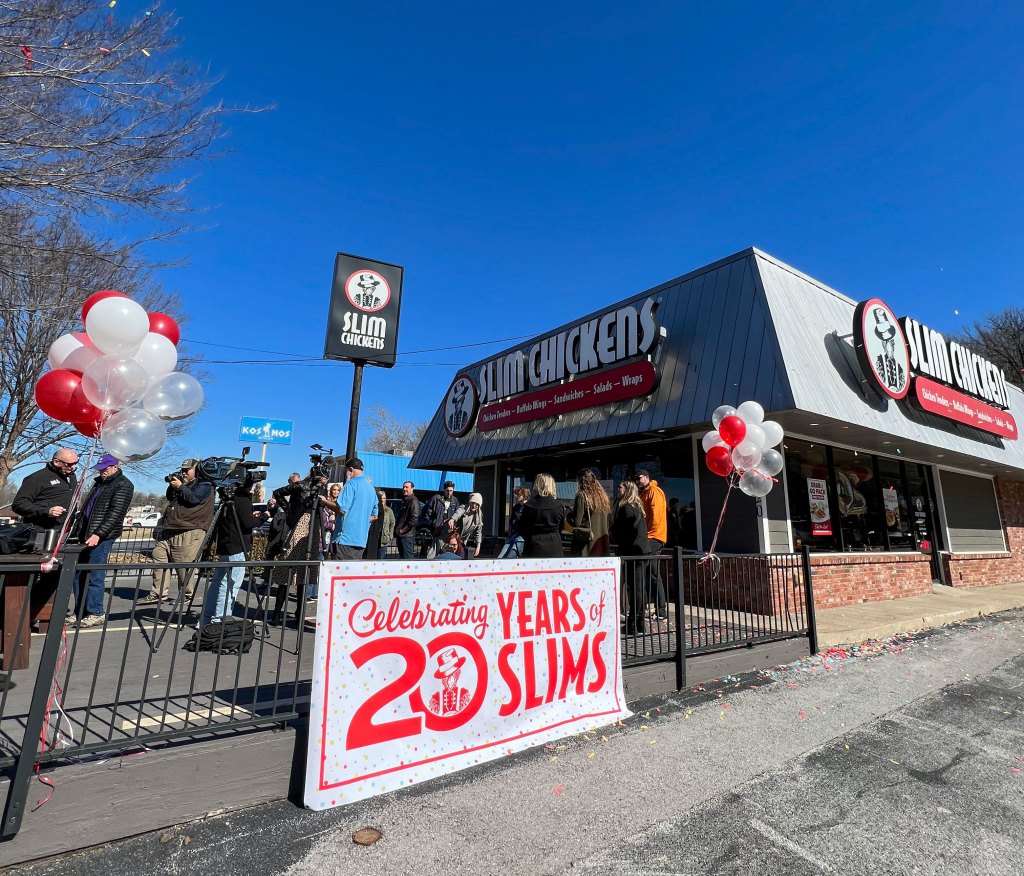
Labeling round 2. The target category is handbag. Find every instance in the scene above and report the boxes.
[570,500,594,555]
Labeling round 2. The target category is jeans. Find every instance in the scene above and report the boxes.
[74,538,114,617]
[201,552,246,626]
[497,535,524,558]
[398,534,416,559]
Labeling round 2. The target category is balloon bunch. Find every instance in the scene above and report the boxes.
[35,291,204,462]
[701,400,785,497]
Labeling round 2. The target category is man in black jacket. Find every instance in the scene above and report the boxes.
[74,454,134,626]
[419,481,461,558]
[396,480,421,559]
[12,448,79,531]
[200,484,255,626]
[141,459,215,604]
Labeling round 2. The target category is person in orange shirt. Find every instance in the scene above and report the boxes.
[636,471,668,620]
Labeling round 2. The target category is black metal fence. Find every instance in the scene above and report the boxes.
[0,542,815,842]
[618,548,817,684]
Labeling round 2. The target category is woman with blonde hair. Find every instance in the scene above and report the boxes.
[569,468,611,557]
[518,473,566,558]
[611,480,651,635]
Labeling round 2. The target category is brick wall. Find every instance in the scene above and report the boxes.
[942,478,1024,589]
[809,479,1024,607]
[809,553,934,608]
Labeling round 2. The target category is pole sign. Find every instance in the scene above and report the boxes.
[239,417,294,445]
[304,558,630,810]
[853,298,1017,439]
[324,252,404,368]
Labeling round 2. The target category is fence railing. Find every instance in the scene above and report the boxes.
[618,548,817,678]
[0,544,815,841]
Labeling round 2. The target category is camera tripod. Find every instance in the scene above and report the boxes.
[268,476,328,627]
[150,491,253,652]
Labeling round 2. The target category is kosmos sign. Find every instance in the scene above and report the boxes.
[853,297,1017,440]
[323,253,404,368]
[444,297,666,437]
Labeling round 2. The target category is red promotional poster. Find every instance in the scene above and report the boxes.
[304,558,631,810]
[477,361,657,432]
[807,478,832,536]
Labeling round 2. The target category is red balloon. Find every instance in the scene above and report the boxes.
[706,446,735,477]
[718,414,747,448]
[74,412,107,438]
[34,370,84,421]
[148,312,181,346]
[81,289,127,323]
[67,383,102,423]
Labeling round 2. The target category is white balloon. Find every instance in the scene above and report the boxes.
[133,332,178,380]
[47,332,93,371]
[736,400,765,426]
[738,469,773,497]
[701,430,727,453]
[101,408,166,461]
[712,405,737,428]
[85,296,149,356]
[732,440,763,471]
[760,420,785,448]
[82,355,150,411]
[760,448,784,477]
[143,372,204,420]
[743,423,766,450]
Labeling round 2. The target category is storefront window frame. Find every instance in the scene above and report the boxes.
[784,434,941,555]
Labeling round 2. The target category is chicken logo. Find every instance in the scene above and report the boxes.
[444,376,478,438]
[853,298,910,401]
[344,269,391,313]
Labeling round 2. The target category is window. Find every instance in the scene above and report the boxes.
[784,439,930,553]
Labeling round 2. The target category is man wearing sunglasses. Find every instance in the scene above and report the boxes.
[12,448,79,531]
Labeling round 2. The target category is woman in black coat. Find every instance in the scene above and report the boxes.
[518,473,567,558]
[611,481,651,635]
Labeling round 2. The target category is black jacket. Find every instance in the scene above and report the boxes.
[266,507,289,558]
[273,480,315,530]
[421,493,461,534]
[396,494,421,536]
[79,469,135,542]
[216,494,255,555]
[13,463,77,529]
[519,496,566,558]
[611,504,651,556]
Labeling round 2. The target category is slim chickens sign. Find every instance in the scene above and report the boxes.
[853,297,1017,439]
[304,558,630,810]
[323,253,404,368]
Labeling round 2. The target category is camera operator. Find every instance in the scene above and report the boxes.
[200,480,255,627]
[140,458,215,605]
[269,468,328,626]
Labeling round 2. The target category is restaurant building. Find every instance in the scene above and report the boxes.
[410,248,1024,608]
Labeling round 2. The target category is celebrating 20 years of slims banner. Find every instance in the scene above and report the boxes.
[304,558,631,809]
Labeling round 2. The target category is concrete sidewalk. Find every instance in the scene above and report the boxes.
[815,580,1024,645]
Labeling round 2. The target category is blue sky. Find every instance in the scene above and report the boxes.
[111,0,1021,491]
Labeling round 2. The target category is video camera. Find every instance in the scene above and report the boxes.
[196,447,269,499]
[308,443,339,482]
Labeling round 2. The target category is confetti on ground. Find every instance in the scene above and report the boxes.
[553,785,566,795]
[889,760,901,765]
[587,753,595,759]
[799,711,808,721]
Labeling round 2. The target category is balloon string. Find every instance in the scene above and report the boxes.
[700,472,736,574]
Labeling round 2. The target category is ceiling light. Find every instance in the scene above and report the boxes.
[882,441,891,445]
[808,423,819,426]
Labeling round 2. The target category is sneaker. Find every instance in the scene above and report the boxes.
[137,594,165,605]
[77,614,106,628]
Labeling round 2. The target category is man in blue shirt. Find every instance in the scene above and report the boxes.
[331,458,378,560]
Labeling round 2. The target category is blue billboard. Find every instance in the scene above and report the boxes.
[239,417,294,445]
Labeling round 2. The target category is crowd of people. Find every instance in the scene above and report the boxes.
[6,447,679,636]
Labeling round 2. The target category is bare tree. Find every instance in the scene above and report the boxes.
[0,0,233,219]
[363,405,428,455]
[0,208,183,490]
[954,308,1024,390]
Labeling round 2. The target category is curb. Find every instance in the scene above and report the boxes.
[819,600,1024,647]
